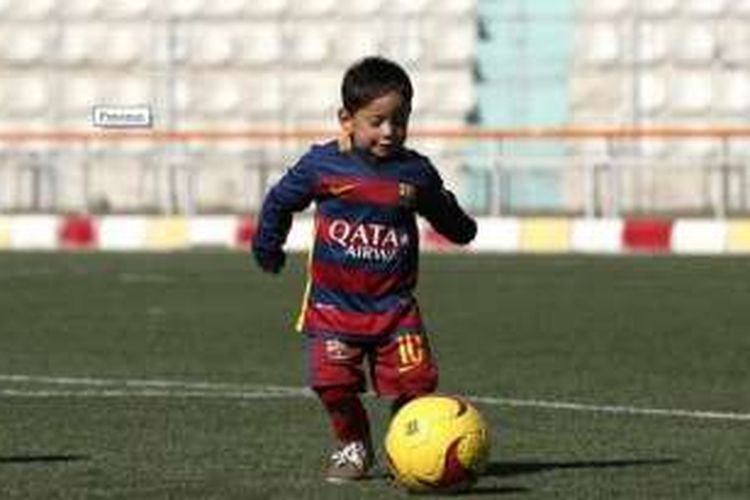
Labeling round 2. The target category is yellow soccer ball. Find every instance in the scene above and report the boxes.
[384,395,491,492]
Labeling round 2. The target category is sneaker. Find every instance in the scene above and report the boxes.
[324,440,373,484]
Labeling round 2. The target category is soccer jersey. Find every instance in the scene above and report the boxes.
[253,141,476,339]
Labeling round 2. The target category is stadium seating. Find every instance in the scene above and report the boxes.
[1,0,56,20]
[98,0,151,20]
[185,26,237,67]
[637,72,668,115]
[339,0,383,17]
[60,76,103,117]
[167,0,204,18]
[428,22,475,66]
[640,0,679,18]
[669,71,713,116]
[584,0,630,19]
[715,72,750,115]
[1,75,49,118]
[244,0,288,17]
[638,23,669,65]
[62,0,103,18]
[0,27,49,67]
[432,72,475,119]
[198,78,244,118]
[287,0,338,17]
[570,0,749,149]
[673,23,716,65]
[103,27,148,67]
[58,24,146,67]
[6,0,749,215]
[577,23,621,67]
[58,25,97,66]
[288,23,334,65]
[0,3,476,126]
[285,71,340,120]
[244,74,285,119]
[684,0,727,17]
[432,0,475,17]
[333,26,384,64]
[393,0,432,16]
[239,23,284,66]
[200,0,247,18]
[720,21,750,63]
[731,0,750,17]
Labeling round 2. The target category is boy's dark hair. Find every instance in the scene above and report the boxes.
[341,56,413,113]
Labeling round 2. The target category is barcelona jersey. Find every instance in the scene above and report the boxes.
[253,141,476,339]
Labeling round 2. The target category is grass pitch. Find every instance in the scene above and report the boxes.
[1,252,749,498]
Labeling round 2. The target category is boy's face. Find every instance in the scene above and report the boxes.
[339,90,410,160]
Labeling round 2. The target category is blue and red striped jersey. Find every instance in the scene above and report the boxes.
[253,141,476,338]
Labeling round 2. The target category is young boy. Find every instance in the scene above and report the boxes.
[252,56,477,483]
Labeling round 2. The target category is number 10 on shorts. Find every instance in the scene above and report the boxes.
[398,333,426,373]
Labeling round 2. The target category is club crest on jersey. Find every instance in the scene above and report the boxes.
[325,338,360,361]
[399,182,416,208]
[327,219,409,262]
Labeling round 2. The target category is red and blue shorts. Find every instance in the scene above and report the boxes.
[305,330,438,399]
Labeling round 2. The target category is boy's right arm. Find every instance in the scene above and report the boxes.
[252,159,317,273]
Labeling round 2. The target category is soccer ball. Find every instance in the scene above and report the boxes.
[384,395,490,492]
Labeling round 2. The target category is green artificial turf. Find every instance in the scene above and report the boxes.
[0,252,748,498]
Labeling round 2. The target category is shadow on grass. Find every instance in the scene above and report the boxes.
[366,469,530,496]
[0,454,89,465]
[362,458,678,496]
[485,457,680,479]
[450,458,679,496]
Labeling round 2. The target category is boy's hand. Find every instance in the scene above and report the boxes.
[252,246,286,274]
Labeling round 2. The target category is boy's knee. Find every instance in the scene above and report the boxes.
[314,384,361,405]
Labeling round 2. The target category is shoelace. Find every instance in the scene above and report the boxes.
[331,441,367,469]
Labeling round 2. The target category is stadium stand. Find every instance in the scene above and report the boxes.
[1,0,55,20]
[685,0,727,18]
[640,0,679,18]
[0,0,477,213]
[638,22,669,65]
[1,0,749,219]
[669,71,713,116]
[239,23,284,65]
[0,26,50,66]
[64,0,105,19]
[98,0,151,20]
[1,75,49,118]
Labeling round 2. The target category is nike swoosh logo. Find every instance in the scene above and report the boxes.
[329,184,357,196]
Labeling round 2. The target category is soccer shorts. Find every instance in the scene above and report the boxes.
[305,330,438,398]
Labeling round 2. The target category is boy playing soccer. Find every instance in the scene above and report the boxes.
[252,56,477,483]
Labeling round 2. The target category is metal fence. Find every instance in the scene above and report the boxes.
[1,127,749,217]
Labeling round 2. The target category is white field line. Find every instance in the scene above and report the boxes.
[0,389,309,399]
[0,374,305,394]
[1,374,749,422]
[469,396,750,422]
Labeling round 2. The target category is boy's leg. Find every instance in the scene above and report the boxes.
[370,330,438,415]
[314,385,370,445]
[306,334,373,482]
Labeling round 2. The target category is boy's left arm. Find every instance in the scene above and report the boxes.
[417,163,477,245]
